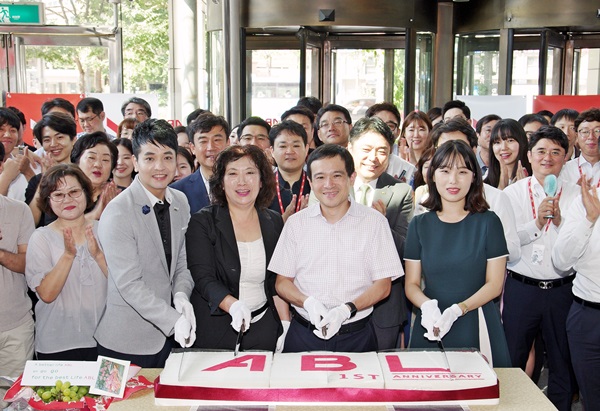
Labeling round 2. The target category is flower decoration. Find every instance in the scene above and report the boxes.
[142,205,151,215]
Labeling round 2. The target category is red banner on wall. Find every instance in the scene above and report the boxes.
[532,95,600,115]
[5,93,84,146]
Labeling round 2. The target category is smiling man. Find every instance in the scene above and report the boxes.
[268,120,310,222]
[316,104,353,147]
[76,97,116,139]
[270,144,402,353]
[171,113,229,214]
[347,117,412,350]
[95,119,195,368]
[560,108,600,187]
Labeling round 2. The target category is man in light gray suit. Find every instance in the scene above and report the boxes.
[95,119,195,368]
[348,116,413,350]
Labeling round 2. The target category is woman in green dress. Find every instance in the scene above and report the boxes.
[404,139,511,367]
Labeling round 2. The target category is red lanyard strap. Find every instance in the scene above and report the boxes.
[275,170,306,214]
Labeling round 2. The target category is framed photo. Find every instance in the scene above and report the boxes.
[89,356,130,398]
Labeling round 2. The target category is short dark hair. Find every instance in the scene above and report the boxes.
[306,144,354,180]
[431,118,477,149]
[315,104,352,128]
[238,116,271,137]
[176,146,195,172]
[475,114,502,134]
[574,108,600,131]
[209,145,276,209]
[442,100,471,120]
[71,131,118,172]
[33,113,77,144]
[131,119,178,158]
[485,119,532,188]
[76,97,104,115]
[550,109,578,125]
[0,107,22,130]
[423,140,488,213]
[269,120,308,146]
[537,109,554,119]
[173,125,187,135]
[349,116,395,148]
[7,107,25,127]
[120,97,152,118]
[187,113,230,144]
[297,96,323,114]
[528,125,569,153]
[41,98,76,118]
[281,105,315,124]
[186,108,210,125]
[400,110,433,139]
[413,146,435,189]
[427,107,442,124]
[365,102,401,125]
[113,137,133,154]
[38,163,94,218]
[518,113,549,128]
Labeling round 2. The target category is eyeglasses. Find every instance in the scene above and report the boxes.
[578,128,600,138]
[531,149,564,158]
[318,119,348,130]
[385,121,399,132]
[78,114,98,125]
[50,188,84,202]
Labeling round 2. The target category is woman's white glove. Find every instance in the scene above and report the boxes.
[433,304,463,339]
[420,299,442,341]
[229,300,251,332]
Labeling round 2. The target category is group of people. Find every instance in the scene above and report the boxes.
[0,94,598,411]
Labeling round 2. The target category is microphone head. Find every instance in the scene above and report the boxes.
[544,174,558,197]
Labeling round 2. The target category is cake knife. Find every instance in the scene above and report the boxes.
[433,327,453,376]
[234,319,246,357]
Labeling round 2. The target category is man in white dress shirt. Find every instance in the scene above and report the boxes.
[559,108,600,187]
[271,144,402,353]
[552,175,600,411]
[503,126,579,411]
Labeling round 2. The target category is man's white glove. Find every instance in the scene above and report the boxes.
[229,300,251,332]
[420,299,442,341]
[303,296,328,326]
[174,314,195,348]
[433,304,463,339]
[276,320,291,353]
[314,303,351,340]
[173,292,196,333]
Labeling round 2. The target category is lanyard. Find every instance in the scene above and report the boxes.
[275,170,306,214]
[528,178,562,233]
[577,157,600,187]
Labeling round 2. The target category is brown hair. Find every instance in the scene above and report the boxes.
[38,164,94,218]
[209,145,276,209]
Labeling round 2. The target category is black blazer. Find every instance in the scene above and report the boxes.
[186,205,284,327]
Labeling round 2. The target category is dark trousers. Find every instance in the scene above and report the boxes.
[502,275,575,411]
[97,338,173,368]
[283,316,377,353]
[37,347,98,361]
[567,301,600,411]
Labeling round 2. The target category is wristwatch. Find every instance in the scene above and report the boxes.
[346,302,358,318]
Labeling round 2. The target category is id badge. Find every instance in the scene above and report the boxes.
[531,244,545,265]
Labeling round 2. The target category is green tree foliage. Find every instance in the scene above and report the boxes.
[29,0,168,99]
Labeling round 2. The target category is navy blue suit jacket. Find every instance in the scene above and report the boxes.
[170,169,210,214]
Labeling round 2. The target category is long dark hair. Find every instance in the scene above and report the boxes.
[484,119,531,188]
[422,140,488,213]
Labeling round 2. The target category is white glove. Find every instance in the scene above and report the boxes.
[229,300,252,332]
[276,320,291,353]
[174,314,195,348]
[303,296,328,326]
[420,299,442,341]
[173,292,196,333]
[433,304,463,339]
[314,304,351,340]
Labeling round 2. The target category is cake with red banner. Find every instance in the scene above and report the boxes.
[155,349,499,406]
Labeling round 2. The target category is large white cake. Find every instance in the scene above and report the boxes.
[155,350,499,406]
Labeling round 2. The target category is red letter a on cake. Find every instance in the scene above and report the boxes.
[203,355,267,372]
[301,355,357,371]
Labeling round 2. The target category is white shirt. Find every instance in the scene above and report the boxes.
[238,238,268,322]
[560,156,600,187]
[504,176,579,280]
[552,188,600,302]
[483,184,521,263]
[268,197,403,323]
[7,155,42,202]
[386,154,415,184]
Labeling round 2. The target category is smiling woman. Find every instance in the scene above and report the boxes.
[185,145,289,353]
